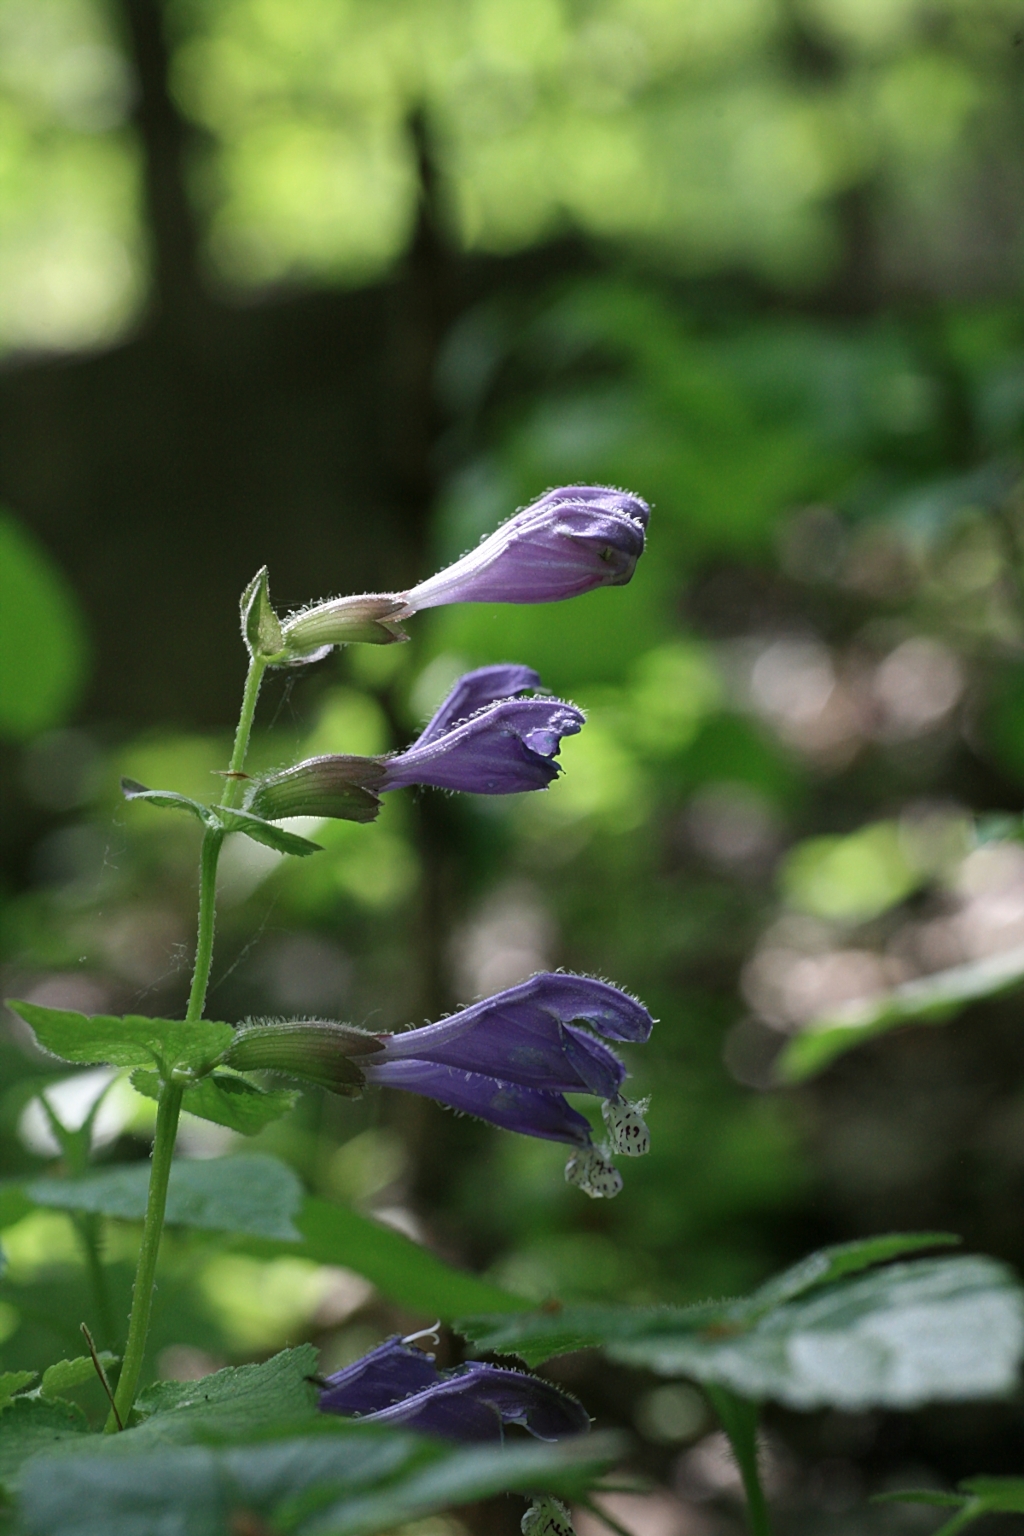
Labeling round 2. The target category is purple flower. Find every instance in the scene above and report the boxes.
[401,486,649,612]
[379,667,583,796]
[245,667,582,820]
[363,973,653,1199]
[319,1334,589,1443]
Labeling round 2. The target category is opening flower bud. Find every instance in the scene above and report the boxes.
[222,1020,383,1094]
[281,594,409,656]
[246,756,386,824]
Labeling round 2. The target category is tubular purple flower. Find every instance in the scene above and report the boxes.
[319,1335,590,1443]
[362,973,653,1198]
[380,694,584,795]
[401,486,650,612]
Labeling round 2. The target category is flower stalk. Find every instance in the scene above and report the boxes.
[106,652,266,1431]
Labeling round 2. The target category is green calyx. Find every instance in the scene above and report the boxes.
[280,593,409,654]
[246,755,386,823]
[221,1019,384,1094]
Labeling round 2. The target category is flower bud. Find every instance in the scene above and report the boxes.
[241,567,285,661]
[246,756,386,824]
[222,1020,383,1094]
[281,594,409,656]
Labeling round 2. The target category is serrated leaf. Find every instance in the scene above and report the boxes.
[6,1002,233,1074]
[120,780,215,825]
[0,1397,88,1488]
[0,1373,36,1411]
[459,1255,1024,1411]
[777,944,1024,1082]
[26,1153,303,1241]
[130,1344,319,1443]
[244,1194,532,1319]
[17,1421,622,1536]
[131,1068,299,1135]
[218,806,323,855]
[40,1357,117,1400]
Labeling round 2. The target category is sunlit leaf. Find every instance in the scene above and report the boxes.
[6,1003,233,1075]
[777,945,1024,1083]
[26,1153,303,1241]
[243,1194,532,1319]
[458,1255,1024,1410]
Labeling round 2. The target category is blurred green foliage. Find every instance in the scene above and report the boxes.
[0,0,1023,1523]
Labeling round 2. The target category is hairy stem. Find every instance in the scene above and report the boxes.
[221,655,268,809]
[106,653,266,1430]
[106,1078,183,1430]
[705,1385,773,1536]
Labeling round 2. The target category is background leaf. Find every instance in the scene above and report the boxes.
[777,946,1024,1083]
[244,1194,532,1318]
[0,508,88,741]
[459,1256,1024,1410]
[40,1356,117,1400]
[26,1153,304,1241]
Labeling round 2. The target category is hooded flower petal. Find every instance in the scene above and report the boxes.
[317,1335,442,1415]
[380,696,584,795]
[362,1060,596,1146]
[368,973,651,1095]
[319,1343,590,1443]
[417,664,541,746]
[402,486,650,611]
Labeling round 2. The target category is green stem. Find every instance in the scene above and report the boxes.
[105,653,267,1430]
[221,655,267,809]
[106,1079,183,1430]
[705,1385,773,1536]
[75,1214,115,1352]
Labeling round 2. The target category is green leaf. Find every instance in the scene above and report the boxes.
[241,566,285,660]
[120,780,214,825]
[244,1194,532,1319]
[0,1397,88,1488]
[26,1153,303,1241]
[459,1255,1024,1410]
[777,944,1024,1083]
[0,1373,36,1412]
[130,1068,299,1135]
[40,1357,117,1400]
[6,1002,233,1074]
[959,1479,1024,1512]
[0,507,88,741]
[129,1344,319,1443]
[120,781,322,855]
[217,805,323,856]
[16,1422,622,1536]
[747,1232,961,1313]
